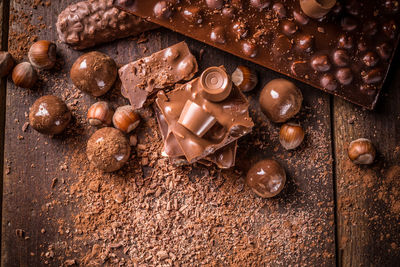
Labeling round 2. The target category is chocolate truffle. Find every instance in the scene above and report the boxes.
[246,159,286,198]
[86,127,131,172]
[29,95,71,135]
[70,51,117,97]
[259,79,303,123]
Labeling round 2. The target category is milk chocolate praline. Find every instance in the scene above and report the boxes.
[29,95,71,135]
[246,159,286,198]
[259,79,303,123]
[86,127,131,172]
[70,51,117,97]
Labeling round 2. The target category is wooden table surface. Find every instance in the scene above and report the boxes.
[1,1,400,266]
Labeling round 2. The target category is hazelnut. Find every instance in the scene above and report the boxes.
[86,127,131,172]
[28,40,57,70]
[279,123,305,150]
[0,51,15,78]
[70,51,117,97]
[348,138,376,165]
[231,65,258,92]
[246,159,286,198]
[29,95,71,135]
[112,105,140,133]
[87,101,114,127]
[12,62,38,89]
[259,79,303,123]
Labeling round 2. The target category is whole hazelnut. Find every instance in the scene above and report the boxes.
[12,62,38,89]
[231,65,258,92]
[87,101,114,127]
[28,40,57,70]
[70,51,117,97]
[348,138,376,165]
[112,105,140,133]
[279,123,305,150]
[259,79,303,123]
[86,127,131,172]
[246,159,286,198]
[0,51,15,78]
[29,95,71,135]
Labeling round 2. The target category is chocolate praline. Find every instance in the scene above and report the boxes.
[70,51,117,97]
[29,95,71,135]
[86,127,131,172]
[259,79,303,123]
[246,159,286,198]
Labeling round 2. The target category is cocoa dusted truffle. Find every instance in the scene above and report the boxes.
[29,95,71,135]
[70,51,117,97]
[86,127,131,172]
[259,79,303,123]
[246,159,286,198]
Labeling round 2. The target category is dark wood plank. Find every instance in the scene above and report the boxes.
[2,0,336,265]
[334,55,400,265]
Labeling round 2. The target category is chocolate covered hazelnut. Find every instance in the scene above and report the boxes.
[232,21,248,40]
[281,20,298,36]
[70,51,117,97]
[241,41,258,58]
[376,43,393,60]
[86,127,131,172]
[320,73,337,91]
[250,0,270,10]
[210,26,226,44]
[362,52,379,67]
[296,34,314,53]
[332,49,350,67]
[293,10,309,25]
[338,35,353,50]
[154,1,173,19]
[336,68,353,85]
[246,159,286,198]
[311,55,331,72]
[29,95,71,135]
[206,0,223,9]
[182,7,203,24]
[300,0,336,19]
[273,3,286,18]
[259,79,303,123]
[362,69,383,84]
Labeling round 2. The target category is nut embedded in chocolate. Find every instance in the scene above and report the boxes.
[250,0,271,10]
[300,0,336,19]
[29,95,71,135]
[362,52,379,67]
[336,68,353,85]
[272,3,287,19]
[241,41,258,58]
[206,0,224,9]
[182,7,203,24]
[332,49,350,67]
[311,54,331,72]
[210,26,226,44]
[281,20,298,36]
[70,51,117,97]
[320,73,337,91]
[154,1,173,19]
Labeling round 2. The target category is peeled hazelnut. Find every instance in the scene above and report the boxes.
[348,138,376,165]
[29,95,71,135]
[231,65,258,92]
[87,101,114,127]
[12,62,38,89]
[112,105,140,133]
[28,40,57,70]
[246,159,286,198]
[70,51,117,97]
[0,51,15,78]
[86,127,131,172]
[279,123,305,150]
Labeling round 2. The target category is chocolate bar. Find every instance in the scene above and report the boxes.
[155,66,254,163]
[56,0,158,50]
[114,0,400,109]
[119,41,198,109]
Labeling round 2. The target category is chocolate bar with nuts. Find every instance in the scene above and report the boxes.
[119,41,198,109]
[56,0,158,50]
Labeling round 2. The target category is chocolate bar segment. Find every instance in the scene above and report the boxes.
[56,0,158,50]
[115,0,400,109]
[118,42,198,109]
[155,66,253,163]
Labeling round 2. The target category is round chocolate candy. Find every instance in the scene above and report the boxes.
[259,78,303,123]
[281,20,298,36]
[153,1,173,19]
[320,73,337,91]
[296,34,314,52]
[250,0,271,10]
[311,54,331,72]
[362,52,379,67]
[273,3,286,18]
[206,0,223,9]
[336,68,353,85]
[246,159,286,198]
[299,0,336,19]
[210,26,226,44]
[332,49,349,67]
[241,41,258,58]
[200,66,232,102]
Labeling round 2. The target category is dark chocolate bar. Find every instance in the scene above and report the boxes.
[119,41,198,109]
[114,0,400,109]
[57,0,158,50]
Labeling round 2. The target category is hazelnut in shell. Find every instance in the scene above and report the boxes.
[29,95,71,135]
[12,62,38,89]
[246,159,286,198]
[113,105,140,134]
[70,51,117,97]
[279,123,305,150]
[28,40,57,70]
[86,127,131,172]
[87,101,114,127]
[231,65,258,92]
[348,138,376,165]
[259,79,303,123]
[0,51,15,78]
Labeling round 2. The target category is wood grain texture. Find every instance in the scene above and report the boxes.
[334,55,400,266]
[3,0,335,266]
